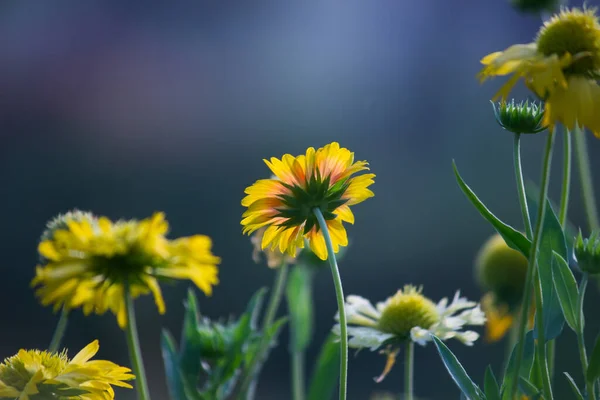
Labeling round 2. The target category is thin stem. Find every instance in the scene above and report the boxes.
[559,128,572,227]
[513,134,534,238]
[574,126,600,232]
[509,131,555,400]
[240,264,289,396]
[124,286,151,400]
[48,307,69,353]
[292,351,306,400]
[533,269,553,400]
[577,274,596,400]
[313,207,348,400]
[404,341,414,400]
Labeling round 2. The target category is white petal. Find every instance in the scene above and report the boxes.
[458,305,486,325]
[410,326,432,346]
[455,331,480,346]
[346,295,381,319]
[340,326,393,350]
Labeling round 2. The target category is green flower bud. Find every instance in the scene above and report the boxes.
[492,99,547,134]
[510,0,559,14]
[575,230,600,274]
[475,233,529,309]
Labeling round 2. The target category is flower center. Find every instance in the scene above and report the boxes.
[0,351,68,390]
[376,286,440,338]
[536,8,600,77]
[92,247,166,285]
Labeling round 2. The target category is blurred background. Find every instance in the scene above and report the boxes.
[2,0,600,399]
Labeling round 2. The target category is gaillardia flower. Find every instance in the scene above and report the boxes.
[475,233,531,342]
[333,286,484,381]
[492,99,547,134]
[479,7,600,137]
[241,142,375,260]
[33,211,220,328]
[0,340,133,400]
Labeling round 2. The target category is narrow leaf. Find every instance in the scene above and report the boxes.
[564,372,585,400]
[551,252,580,331]
[453,161,531,256]
[432,335,483,400]
[587,334,600,383]
[526,190,567,341]
[518,377,541,398]
[286,264,315,352]
[484,366,501,400]
[161,330,187,400]
[179,290,203,384]
[308,334,341,400]
[502,331,535,400]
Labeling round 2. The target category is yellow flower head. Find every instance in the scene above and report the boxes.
[475,233,530,342]
[33,212,220,328]
[0,340,133,400]
[241,142,375,260]
[478,7,600,137]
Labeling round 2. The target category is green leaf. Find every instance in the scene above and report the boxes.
[518,377,541,398]
[161,330,187,400]
[484,366,501,400]
[286,264,315,352]
[551,252,580,331]
[432,335,483,400]
[587,334,600,383]
[525,191,567,341]
[308,334,341,400]
[179,290,203,384]
[564,372,585,400]
[578,276,588,333]
[453,161,531,256]
[501,331,535,400]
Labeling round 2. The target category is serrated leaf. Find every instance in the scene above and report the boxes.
[525,191,567,341]
[501,331,535,400]
[484,365,501,400]
[432,335,483,400]
[551,252,579,331]
[518,377,541,398]
[161,330,187,400]
[564,372,584,400]
[286,265,315,352]
[453,162,531,256]
[587,334,600,383]
[307,333,341,400]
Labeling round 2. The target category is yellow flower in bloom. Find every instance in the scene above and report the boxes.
[475,233,531,342]
[478,7,600,137]
[0,340,133,400]
[241,142,375,260]
[33,212,220,328]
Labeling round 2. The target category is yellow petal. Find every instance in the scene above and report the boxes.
[71,340,100,364]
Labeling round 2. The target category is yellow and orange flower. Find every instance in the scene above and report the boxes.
[33,212,220,328]
[241,142,375,260]
[478,7,600,136]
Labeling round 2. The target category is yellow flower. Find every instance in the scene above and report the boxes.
[241,142,375,260]
[32,212,220,328]
[475,233,531,342]
[0,340,133,400]
[251,227,298,268]
[478,7,600,137]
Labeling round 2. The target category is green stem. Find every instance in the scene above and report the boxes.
[509,131,555,400]
[292,351,306,400]
[559,128,572,227]
[240,264,289,397]
[48,307,69,353]
[577,274,596,400]
[533,269,553,400]
[124,286,151,400]
[313,207,348,400]
[574,126,600,232]
[405,341,414,400]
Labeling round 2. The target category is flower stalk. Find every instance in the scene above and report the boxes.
[509,131,555,400]
[125,286,151,400]
[48,307,69,353]
[404,341,414,400]
[313,207,348,400]
[292,350,306,400]
[574,126,600,232]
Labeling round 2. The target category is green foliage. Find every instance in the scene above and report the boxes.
[452,162,531,256]
[286,264,315,352]
[587,334,600,383]
[483,366,501,400]
[525,191,568,341]
[431,335,484,400]
[551,253,580,331]
[563,372,585,400]
[307,334,341,400]
[501,331,535,400]
[161,289,286,400]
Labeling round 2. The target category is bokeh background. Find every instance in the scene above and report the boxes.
[2,1,600,399]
